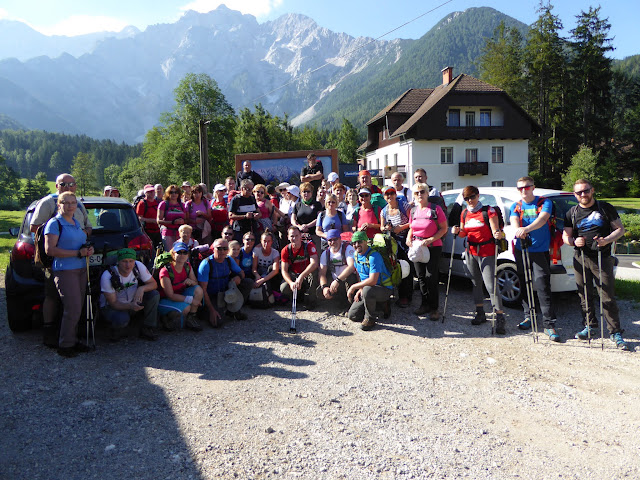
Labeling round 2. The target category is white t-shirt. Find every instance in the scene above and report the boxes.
[100,260,152,307]
[320,243,354,280]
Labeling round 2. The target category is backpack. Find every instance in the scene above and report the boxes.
[462,205,507,253]
[287,241,310,265]
[207,256,235,283]
[514,196,556,236]
[132,193,145,212]
[34,218,63,269]
[354,233,402,288]
[109,264,141,292]
[353,204,382,227]
[410,203,439,222]
[322,241,350,279]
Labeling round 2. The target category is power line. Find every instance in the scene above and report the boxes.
[250,0,456,105]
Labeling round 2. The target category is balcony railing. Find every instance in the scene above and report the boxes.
[447,126,505,139]
[459,162,489,176]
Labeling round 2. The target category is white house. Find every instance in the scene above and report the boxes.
[360,67,538,192]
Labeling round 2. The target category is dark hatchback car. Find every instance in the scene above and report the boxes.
[5,197,153,332]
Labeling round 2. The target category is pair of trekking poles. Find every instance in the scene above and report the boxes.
[579,243,606,350]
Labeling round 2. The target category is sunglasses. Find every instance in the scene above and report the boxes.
[517,185,534,192]
[244,237,255,242]
[169,191,178,194]
[414,190,426,195]
[463,194,477,202]
[326,200,337,204]
[254,191,265,195]
[176,250,189,255]
[59,182,76,187]
[223,231,234,236]
[574,188,592,196]
[302,190,312,194]
[216,246,229,251]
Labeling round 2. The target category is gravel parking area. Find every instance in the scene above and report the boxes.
[1,275,640,479]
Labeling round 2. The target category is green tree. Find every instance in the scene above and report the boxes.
[34,171,49,198]
[71,151,98,196]
[0,153,20,206]
[336,118,360,164]
[561,145,603,192]
[234,104,295,154]
[478,21,526,105]
[104,164,123,187]
[569,6,614,151]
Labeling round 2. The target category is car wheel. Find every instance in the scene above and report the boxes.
[496,262,522,307]
[6,293,33,332]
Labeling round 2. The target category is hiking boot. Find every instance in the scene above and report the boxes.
[42,323,58,348]
[74,342,92,353]
[160,311,180,331]
[139,325,159,341]
[184,313,203,332]
[109,327,127,342]
[397,298,410,308]
[428,311,441,322]
[57,346,78,358]
[472,308,487,325]
[575,326,597,341]
[226,310,248,321]
[517,318,531,330]
[414,304,430,316]
[610,332,632,351]
[544,328,561,343]
[382,301,391,319]
[361,316,376,331]
[495,313,506,335]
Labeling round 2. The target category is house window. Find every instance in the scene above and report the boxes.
[448,109,460,127]
[382,128,387,140]
[491,181,504,187]
[465,148,478,163]
[480,110,491,126]
[465,112,475,127]
[393,153,398,167]
[492,146,504,163]
[441,147,453,164]
[441,182,454,191]
[384,154,388,167]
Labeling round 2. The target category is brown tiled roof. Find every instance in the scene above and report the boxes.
[451,74,503,92]
[367,88,435,125]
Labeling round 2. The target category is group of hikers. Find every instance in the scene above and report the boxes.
[33,153,632,357]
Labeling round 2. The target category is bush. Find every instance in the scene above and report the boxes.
[621,213,640,241]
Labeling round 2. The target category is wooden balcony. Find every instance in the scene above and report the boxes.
[459,162,489,176]
[447,126,506,139]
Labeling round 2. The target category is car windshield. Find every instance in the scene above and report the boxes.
[548,195,579,230]
[85,205,140,233]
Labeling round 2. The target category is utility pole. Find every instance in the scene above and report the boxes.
[198,120,211,191]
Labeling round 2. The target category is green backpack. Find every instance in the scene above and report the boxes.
[355,232,402,288]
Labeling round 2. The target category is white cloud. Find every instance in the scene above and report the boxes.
[38,15,129,37]
[0,8,9,20]
[180,0,283,18]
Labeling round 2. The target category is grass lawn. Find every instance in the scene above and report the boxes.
[0,210,23,273]
[616,278,640,303]
[601,198,640,212]
[47,180,56,193]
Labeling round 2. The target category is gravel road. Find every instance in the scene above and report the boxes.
[1,275,639,480]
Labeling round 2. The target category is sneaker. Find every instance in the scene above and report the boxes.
[495,313,506,335]
[361,316,376,331]
[610,332,632,351]
[184,313,203,332]
[139,325,159,341]
[544,328,561,343]
[160,311,180,331]
[517,318,531,330]
[414,304,430,316]
[575,326,597,341]
[472,309,486,325]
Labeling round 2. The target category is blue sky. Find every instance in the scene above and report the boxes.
[0,0,637,58]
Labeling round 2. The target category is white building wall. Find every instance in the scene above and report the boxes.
[367,138,528,191]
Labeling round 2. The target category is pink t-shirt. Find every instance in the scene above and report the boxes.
[159,263,190,297]
[356,206,381,239]
[409,205,446,247]
[158,201,186,235]
[186,200,209,229]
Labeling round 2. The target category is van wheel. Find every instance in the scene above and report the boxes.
[496,263,522,308]
[6,294,33,332]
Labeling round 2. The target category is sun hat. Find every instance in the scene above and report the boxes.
[224,280,244,312]
[287,185,300,197]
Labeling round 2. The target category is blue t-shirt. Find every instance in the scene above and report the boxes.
[44,214,87,271]
[198,256,242,295]
[239,248,254,276]
[354,248,392,290]
[510,196,552,253]
[316,210,347,232]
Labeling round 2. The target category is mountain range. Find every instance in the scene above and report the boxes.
[0,6,535,143]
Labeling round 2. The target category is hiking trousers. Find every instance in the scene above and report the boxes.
[348,285,392,322]
[514,248,556,328]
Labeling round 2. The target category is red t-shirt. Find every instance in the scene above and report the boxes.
[136,198,159,233]
[281,241,317,275]
[210,200,229,232]
[460,207,498,257]
[159,263,190,298]
[356,206,381,239]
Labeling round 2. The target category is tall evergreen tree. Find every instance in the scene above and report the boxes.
[71,151,98,197]
[569,7,614,151]
[336,118,360,164]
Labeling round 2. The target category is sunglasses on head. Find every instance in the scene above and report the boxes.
[59,182,76,187]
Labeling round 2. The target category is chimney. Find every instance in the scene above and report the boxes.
[441,66,453,85]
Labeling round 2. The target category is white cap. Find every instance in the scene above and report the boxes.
[277,182,291,190]
[327,172,339,182]
[214,183,226,192]
[287,185,300,197]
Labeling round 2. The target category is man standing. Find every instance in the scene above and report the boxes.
[280,226,319,308]
[154,184,164,202]
[510,176,561,342]
[236,160,266,188]
[100,248,160,341]
[347,231,392,331]
[30,173,91,347]
[136,184,161,247]
[228,179,261,242]
[198,238,248,327]
[391,172,412,203]
[357,170,381,194]
[413,168,445,208]
[318,229,356,304]
[562,179,630,351]
[300,153,324,196]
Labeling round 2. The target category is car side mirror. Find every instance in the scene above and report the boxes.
[9,227,19,237]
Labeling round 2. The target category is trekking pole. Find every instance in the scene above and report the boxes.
[594,244,605,351]
[580,247,592,348]
[290,287,297,334]
[85,252,96,349]
[521,238,538,343]
[491,240,499,336]
[441,233,457,324]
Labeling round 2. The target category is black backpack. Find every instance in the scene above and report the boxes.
[322,241,350,279]
[34,218,62,269]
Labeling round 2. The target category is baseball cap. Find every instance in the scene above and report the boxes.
[172,241,189,253]
[214,183,226,192]
[287,185,300,197]
[144,184,154,193]
[326,229,341,240]
[359,188,371,195]
[182,181,191,187]
[327,172,339,182]
[382,185,396,195]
